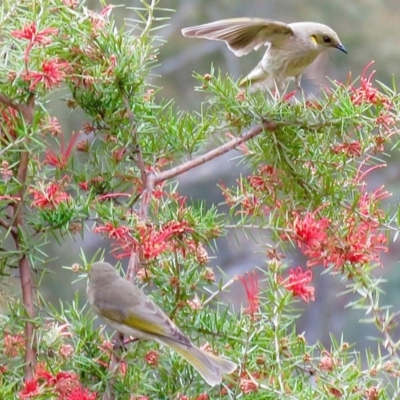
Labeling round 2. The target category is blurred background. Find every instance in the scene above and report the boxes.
[12,0,400,351]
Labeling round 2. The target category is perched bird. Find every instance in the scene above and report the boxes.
[182,18,347,91]
[87,262,236,386]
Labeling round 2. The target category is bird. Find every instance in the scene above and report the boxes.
[181,18,347,91]
[87,261,237,386]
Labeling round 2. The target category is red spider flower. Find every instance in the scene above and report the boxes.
[11,22,58,62]
[240,378,259,394]
[239,271,260,317]
[194,394,209,400]
[24,58,69,91]
[0,106,19,141]
[30,183,71,209]
[331,141,362,157]
[283,267,315,303]
[63,386,97,400]
[288,210,330,251]
[4,333,25,357]
[44,132,80,169]
[144,350,159,366]
[349,61,391,108]
[93,222,130,241]
[19,378,41,398]
[113,221,193,260]
[90,4,114,31]
[11,22,58,43]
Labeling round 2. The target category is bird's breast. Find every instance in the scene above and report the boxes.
[261,44,320,79]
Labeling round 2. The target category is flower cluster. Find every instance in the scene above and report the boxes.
[281,267,315,303]
[284,186,389,270]
[93,220,196,261]
[30,182,71,209]
[221,165,283,216]
[11,22,58,62]
[19,363,96,399]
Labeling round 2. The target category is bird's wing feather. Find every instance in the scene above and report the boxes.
[94,278,192,346]
[182,18,293,57]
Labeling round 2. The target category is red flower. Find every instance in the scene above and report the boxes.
[11,22,58,43]
[54,371,80,395]
[144,350,159,366]
[283,267,315,303]
[64,386,97,400]
[111,221,194,260]
[331,141,362,157]
[44,132,80,169]
[19,379,41,398]
[194,394,209,400]
[93,222,130,240]
[11,22,58,62]
[349,61,391,108]
[240,378,259,394]
[0,106,19,141]
[30,183,71,209]
[4,332,25,357]
[239,272,259,317]
[24,58,69,91]
[288,211,330,250]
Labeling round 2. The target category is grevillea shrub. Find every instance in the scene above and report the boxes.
[1,1,400,399]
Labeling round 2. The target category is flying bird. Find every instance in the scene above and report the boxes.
[182,18,347,91]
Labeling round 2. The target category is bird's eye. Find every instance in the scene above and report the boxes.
[323,36,331,44]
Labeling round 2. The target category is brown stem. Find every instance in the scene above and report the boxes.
[154,121,276,184]
[1,93,36,380]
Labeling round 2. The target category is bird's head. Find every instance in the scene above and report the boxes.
[88,261,119,288]
[308,23,347,54]
[291,22,347,54]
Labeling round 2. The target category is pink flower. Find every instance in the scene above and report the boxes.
[239,272,259,317]
[11,22,58,62]
[30,183,71,209]
[331,141,362,157]
[288,211,330,250]
[64,386,97,400]
[93,222,130,240]
[240,378,259,394]
[144,350,159,366]
[19,379,41,398]
[44,132,80,169]
[11,22,58,44]
[24,58,69,91]
[282,267,315,303]
[349,61,391,108]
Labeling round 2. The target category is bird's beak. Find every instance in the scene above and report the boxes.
[335,43,347,54]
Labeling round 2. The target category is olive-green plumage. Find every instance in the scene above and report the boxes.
[182,18,347,91]
[87,262,236,386]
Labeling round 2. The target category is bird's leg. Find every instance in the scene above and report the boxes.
[294,74,303,91]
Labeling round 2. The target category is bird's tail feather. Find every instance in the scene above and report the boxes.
[161,338,236,386]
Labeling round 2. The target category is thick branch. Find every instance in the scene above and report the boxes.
[154,121,276,184]
[1,92,36,381]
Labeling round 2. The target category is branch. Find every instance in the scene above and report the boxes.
[0,92,36,381]
[203,276,237,307]
[154,121,276,184]
[0,218,17,235]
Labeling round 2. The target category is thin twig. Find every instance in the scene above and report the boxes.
[141,0,157,38]
[203,276,237,307]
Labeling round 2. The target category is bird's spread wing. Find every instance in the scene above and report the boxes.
[182,18,293,57]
